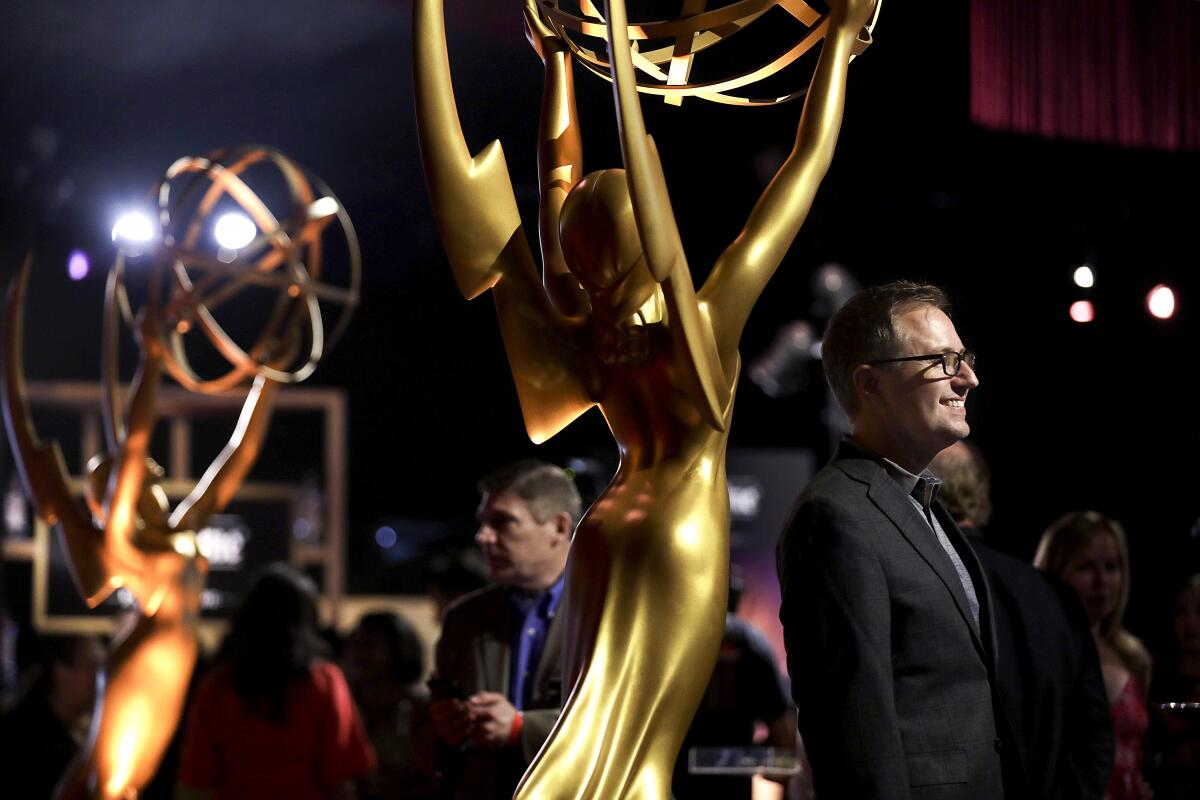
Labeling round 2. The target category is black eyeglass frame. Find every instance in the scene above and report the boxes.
[867,349,976,377]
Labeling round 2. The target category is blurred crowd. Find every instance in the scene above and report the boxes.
[0,450,1196,799]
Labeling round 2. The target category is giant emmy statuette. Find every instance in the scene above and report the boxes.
[2,146,359,800]
[414,0,877,796]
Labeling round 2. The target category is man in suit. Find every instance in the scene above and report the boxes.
[777,281,1018,798]
[428,460,580,799]
[932,440,1113,799]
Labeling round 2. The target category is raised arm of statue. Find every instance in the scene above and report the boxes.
[168,374,279,531]
[525,0,589,319]
[100,311,164,565]
[700,0,876,351]
[604,0,688,287]
[414,0,594,443]
[605,0,732,430]
[413,0,527,299]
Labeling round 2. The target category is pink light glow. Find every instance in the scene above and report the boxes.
[67,249,89,281]
[1147,285,1176,320]
[1069,300,1094,323]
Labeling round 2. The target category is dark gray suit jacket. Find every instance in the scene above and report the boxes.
[431,583,564,800]
[777,442,1014,799]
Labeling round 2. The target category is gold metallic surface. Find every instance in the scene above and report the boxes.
[414,0,874,796]
[535,0,880,106]
[1,147,356,800]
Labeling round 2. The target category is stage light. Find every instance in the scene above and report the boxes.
[3,477,28,535]
[1069,300,1094,323]
[67,249,89,281]
[1072,265,1095,288]
[111,211,157,244]
[1148,284,1176,319]
[214,213,257,250]
[375,525,398,549]
[292,518,311,540]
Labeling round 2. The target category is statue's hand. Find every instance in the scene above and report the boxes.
[830,0,877,32]
[261,324,300,375]
[524,0,565,64]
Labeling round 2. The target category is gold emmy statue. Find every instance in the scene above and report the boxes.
[2,146,359,800]
[414,0,877,796]
[534,0,880,106]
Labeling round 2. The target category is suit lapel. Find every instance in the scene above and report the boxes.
[532,598,566,703]
[477,589,512,694]
[839,452,989,663]
[934,501,1001,673]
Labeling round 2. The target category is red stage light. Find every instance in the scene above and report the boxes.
[1147,285,1176,320]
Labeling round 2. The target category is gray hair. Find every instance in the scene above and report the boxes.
[478,460,583,526]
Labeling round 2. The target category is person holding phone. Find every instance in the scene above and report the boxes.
[424,461,580,799]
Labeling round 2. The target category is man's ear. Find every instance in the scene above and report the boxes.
[552,511,574,544]
[852,364,879,404]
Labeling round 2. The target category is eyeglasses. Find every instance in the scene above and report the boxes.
[868,349,976,377]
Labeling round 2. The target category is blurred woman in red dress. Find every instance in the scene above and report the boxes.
[1037,512,1152,800]
[177,564,375,800]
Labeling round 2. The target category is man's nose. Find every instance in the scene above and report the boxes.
[955,359,980,390]
[476,525,495,546]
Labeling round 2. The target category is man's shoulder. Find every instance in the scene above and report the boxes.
[803,457,872,498]
[787,456,880,525]
[973,539,1062,603]
[441,583,507,630]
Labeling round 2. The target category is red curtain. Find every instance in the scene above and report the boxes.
[970,0,1200,151]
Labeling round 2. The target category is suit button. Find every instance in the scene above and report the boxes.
[993,738,1003,753]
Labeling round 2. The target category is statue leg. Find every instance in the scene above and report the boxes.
[517,512,729,800]
[55,566,202,800]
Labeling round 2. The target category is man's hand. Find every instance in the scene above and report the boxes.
[429,698,474,747]
[466,691,519,749]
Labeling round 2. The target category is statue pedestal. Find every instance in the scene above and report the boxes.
[687,746,800,779]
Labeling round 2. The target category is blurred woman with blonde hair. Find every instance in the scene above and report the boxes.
[1036,511,1152,800]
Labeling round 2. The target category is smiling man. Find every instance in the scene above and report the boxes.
[427,460,580,799]
[777,282,1023,799]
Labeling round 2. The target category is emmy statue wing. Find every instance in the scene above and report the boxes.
[1,256,122,606]
[414,0,593,442]
[492,268,597,444]
[606,0,731,431]
[413,0,531,300]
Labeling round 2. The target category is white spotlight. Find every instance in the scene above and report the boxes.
[1147,285,1176,320]
[214,213,257,250]
[111,212,157,244]
[308,196,340,220]
[1072,265,1095,289]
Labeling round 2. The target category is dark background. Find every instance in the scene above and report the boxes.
[0,1,1196,653]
